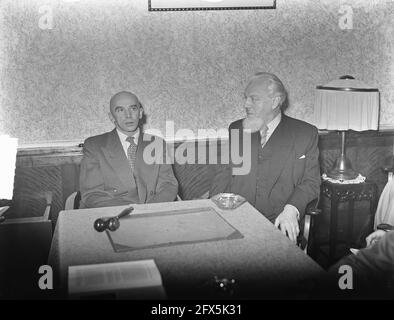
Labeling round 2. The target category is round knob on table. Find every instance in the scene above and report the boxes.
[107,217,120,231]
[94,218,107,232]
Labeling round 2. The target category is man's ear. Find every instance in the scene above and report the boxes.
[271,96,282,110]
[139,107,144,119]
[108,112,116,125]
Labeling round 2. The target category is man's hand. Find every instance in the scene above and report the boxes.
[274,205,300,243]
[365,230,386,247]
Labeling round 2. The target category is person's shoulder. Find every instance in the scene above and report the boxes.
[140,132,165,142]
[83,130,114,148]
[140,132,171,150]
[229,119,244,130]
[283,115,318,135]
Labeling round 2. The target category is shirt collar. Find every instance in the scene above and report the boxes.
[116,127,140,145]
[267,112,282,133]
[264,112,281,135]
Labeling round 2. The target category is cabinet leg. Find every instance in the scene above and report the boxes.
[329,197,338,266]
[347,199,354,248]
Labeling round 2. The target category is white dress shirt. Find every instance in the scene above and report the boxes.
[116,128,140,159]
[260,112,281,145]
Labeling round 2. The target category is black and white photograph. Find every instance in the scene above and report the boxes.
[0,0,393,308]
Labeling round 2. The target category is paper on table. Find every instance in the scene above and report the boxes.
[106,207,244,253]
[68,259,166,299]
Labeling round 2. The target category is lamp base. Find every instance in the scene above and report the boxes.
[326,168,358,181]
[327,154,358,181]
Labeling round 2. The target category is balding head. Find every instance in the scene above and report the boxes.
[108,91,143,136]
[110,91,140,115]
[246,72,288,111]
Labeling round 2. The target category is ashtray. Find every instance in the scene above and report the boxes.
[211,193,247,210]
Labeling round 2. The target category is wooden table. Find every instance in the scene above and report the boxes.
[48,199,325,299]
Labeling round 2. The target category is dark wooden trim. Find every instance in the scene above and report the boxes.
[318,130,394,149]
[15,130,394,168]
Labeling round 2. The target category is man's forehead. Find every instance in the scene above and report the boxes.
[245,78,273,96]
[110,92,139,108]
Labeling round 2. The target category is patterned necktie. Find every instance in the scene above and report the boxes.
[126,136,137,170]
[260,125,268,148]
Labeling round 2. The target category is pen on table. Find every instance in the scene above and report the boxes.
[117,206,134,219]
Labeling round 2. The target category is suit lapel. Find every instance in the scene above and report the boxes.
[249,130,260,203]
[264,115,295,196]
[135,133,148,203]
[231,121,259,205]
[134,133,159,203]
[102,129,135,197]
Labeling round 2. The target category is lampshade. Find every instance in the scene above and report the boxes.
[314,76,380,131]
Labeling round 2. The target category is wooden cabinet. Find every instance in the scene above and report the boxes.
[312,180,378,267]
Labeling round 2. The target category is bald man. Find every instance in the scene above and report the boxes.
[79,91,178,208]
[210,73,321,243]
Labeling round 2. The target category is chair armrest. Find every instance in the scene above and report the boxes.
[41,191,53,220]
[28,191,52,221]
[300,198,321,253]
[305,198,322,216]
[1,191,53,224]
[382,155,394,181]
[383,166,394,181]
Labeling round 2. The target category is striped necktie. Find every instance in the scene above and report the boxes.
[260,125,268,148]
[126,136,137,170]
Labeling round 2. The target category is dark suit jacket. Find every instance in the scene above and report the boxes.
[327,231,394,297]
[79,129,178,208]
[210,114,321,221]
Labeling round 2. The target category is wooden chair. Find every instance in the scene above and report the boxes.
[65,191,81,210]
[298,198,321,255]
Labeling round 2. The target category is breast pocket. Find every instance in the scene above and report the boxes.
[293,153,306,185]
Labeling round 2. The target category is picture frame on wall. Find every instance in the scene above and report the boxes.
[148,0,276,11]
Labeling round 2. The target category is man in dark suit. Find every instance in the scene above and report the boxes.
[210,72,321,243]
[79,91,178,208]
[324,227,394,298]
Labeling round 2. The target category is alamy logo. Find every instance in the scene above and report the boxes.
[338,5,353,30]
[142,121,252,176]
[38,5,53,30]
[338,265,353,290]
[38,265,53,290]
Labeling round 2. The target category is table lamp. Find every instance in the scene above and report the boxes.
[314,75,380,181]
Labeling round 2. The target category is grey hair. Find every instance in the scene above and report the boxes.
[249,72,289,111]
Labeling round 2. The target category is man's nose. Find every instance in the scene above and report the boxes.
[125,109,133,118]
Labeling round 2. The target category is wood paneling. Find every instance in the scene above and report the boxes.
[10,131,394,226]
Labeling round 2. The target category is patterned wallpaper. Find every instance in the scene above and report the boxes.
[0,0,393,145]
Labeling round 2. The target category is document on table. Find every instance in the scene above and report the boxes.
[106,206,244,252]
[68,259,166,299]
